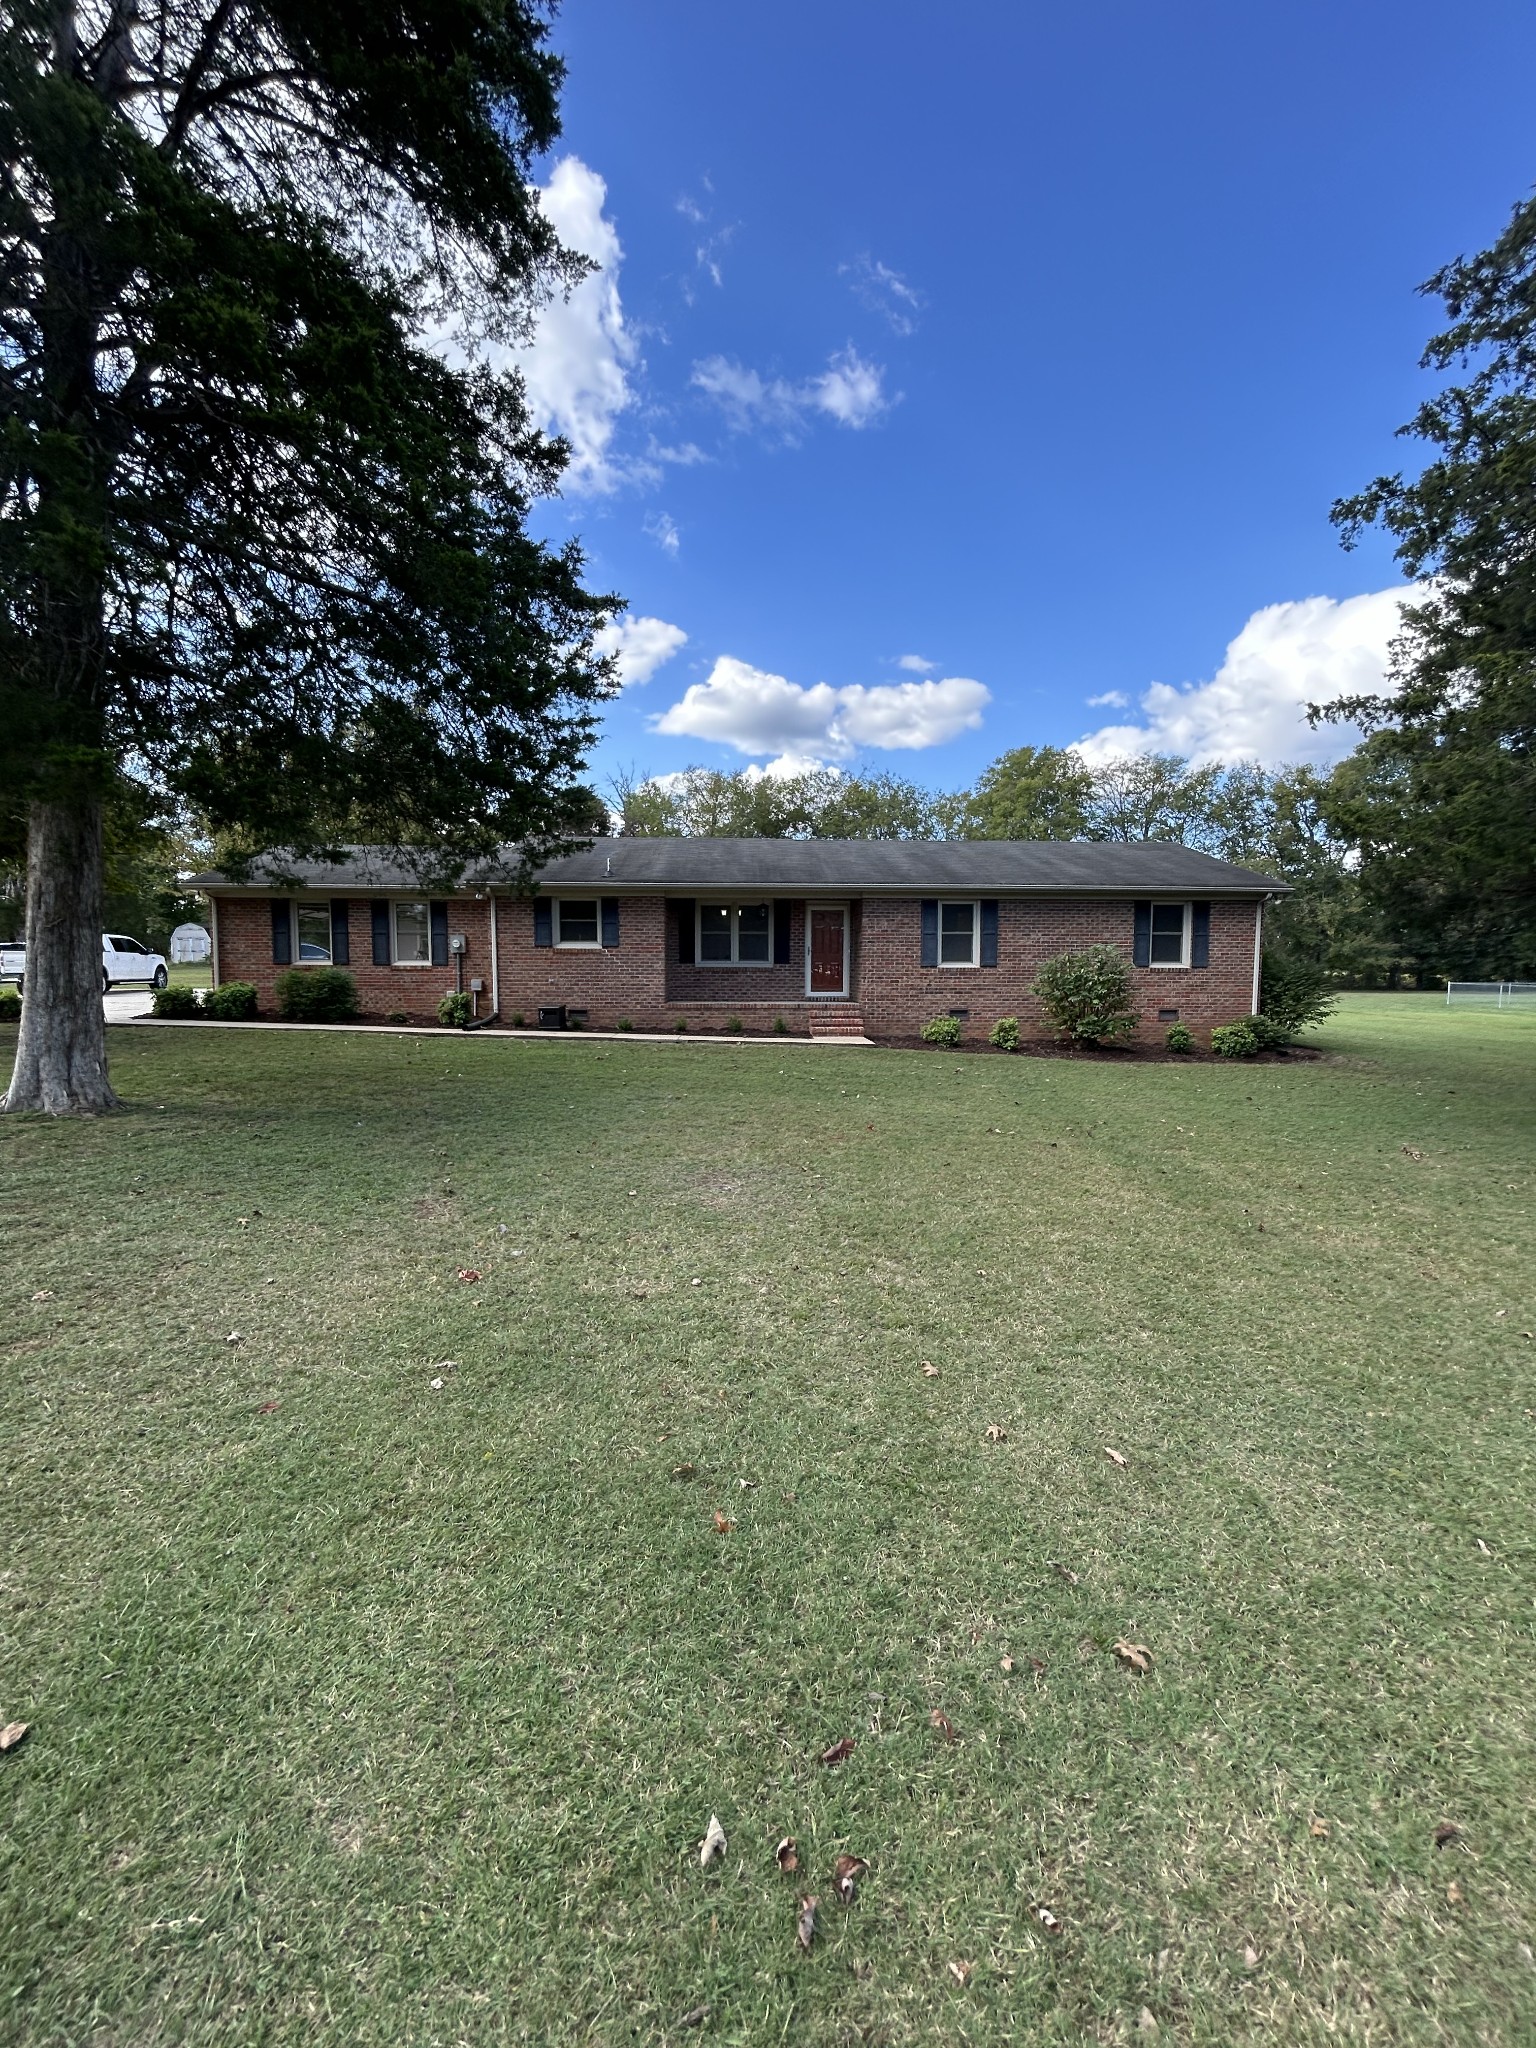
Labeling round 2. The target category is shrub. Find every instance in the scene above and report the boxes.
[674,1017,687,1032]
[0,986,21,1023]
[386,1009,409,1025]
[921,1014,963,1047]
[1211,1018,1259,1059]
[725,1014,744,1034]
[437,991,473,1028]
[617,1017,634,1031]
[1259,950,1337,1039]
[510,1011,525,1028]
[988,1015,1021,1052]
[1247,1011,1290,1051]
[772,1014,788,1035]
[204,980,258,1021]
[1030,945,1139,1044]
[1164,1022,1195,1054]
[275,967,358,1022]
[151,984,200,1019]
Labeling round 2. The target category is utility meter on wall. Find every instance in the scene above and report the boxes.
[448,932,467,954]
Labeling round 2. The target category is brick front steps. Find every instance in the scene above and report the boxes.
[807,1003,870,1040]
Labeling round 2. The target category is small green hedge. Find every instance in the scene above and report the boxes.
[204,980,259,1021]
[988,1015,1021,1051]
[275,968,358,1022]
[921,1014,963,1047]
[1030,945,1139,1044]
[437,991,473,1028]
[1164,1022,1195,1053]
[1211,1019,1259,1058]
[151,984,200,1019]
[0,986,21,1023]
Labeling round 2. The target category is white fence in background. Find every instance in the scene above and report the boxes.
[1445,980,1536,1008]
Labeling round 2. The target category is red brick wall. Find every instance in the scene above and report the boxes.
[214,888,1262,1041]
[857,896,1259,1042]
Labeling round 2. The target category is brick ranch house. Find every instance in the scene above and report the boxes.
[195,839,1287,1043]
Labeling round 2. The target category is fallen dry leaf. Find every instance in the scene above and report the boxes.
[680,2005,711,2029]
[820,1737,856,1766]
[796,1896,818,1951]
[984,1424,1008,1443]
[922,1362,941,1378]
[833,1853,868,1904]
[0,1722,28,1752]
[712,1512,735,1533]
[225,1331,243,1345]
[1112,1639,1154,1675]
[1242,1944,1260,1969]
[1033,1904,1062,1936]
[29,1290,54,1303]
[1309,1817,1329,1839]
[929,1708,957,1743]
[456,1268,481,1283]
[1051,1561,1080,1585]
[1105,1446,1129,1469]
[699,1814,727,1867]
[1138,2008,1159,2037]
[1434,1821,1463,1849]
[1000,1655,1015,1673]
[948,1960,973,1985]
[256,1400,280,1415]
[671,1462,696,1480]
[774,1836,798,1873]
[1447,1880,1464,1905]
[1401,1146,1424,1161]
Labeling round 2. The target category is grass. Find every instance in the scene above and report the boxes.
[1,994,1532,2045]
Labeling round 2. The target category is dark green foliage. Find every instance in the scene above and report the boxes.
[1260,951,1338,1037]
[612,765,956,839]
[616,1018,634,1032]
[772,1015,789,1035]
[1165,1023,1195,1053]
[276,969,358,1022]
[1030,946,1139,1044]
[673,1018,687,1033]
[921,1015,963,1047]
[987,1015,1021,1051]
[386,1010,409,1025]
[1247,1012,1291,1052]
[725,1015,744,1034]
[204,980,258,1021]
[1211,1020,1260,1059]
[958,746,1093,840]
[509,1012,525,1028]
[436,991,473,1029]
[151,984,200,1019]
[0,988,21,1023]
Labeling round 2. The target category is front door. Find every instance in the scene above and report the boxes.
[808,905,846,995]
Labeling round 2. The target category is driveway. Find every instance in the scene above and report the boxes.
[105,989,154,1022]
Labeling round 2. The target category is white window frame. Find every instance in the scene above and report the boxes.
[803,901,849,998]
[1148,900,1191,969]
[295,900,333,965]
[553,897,603,949]
[696,900,774,968]
[392,899,433,967]
[938,898,980,969]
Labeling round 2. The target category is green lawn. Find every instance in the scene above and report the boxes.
[1,996,1532,2045]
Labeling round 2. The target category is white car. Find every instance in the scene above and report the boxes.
[0,933,169,995]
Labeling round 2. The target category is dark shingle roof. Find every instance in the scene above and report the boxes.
[192,839,1287,895]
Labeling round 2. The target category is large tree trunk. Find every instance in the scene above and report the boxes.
[1,799,118,1115]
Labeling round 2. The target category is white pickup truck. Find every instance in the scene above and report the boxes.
[0,933,169,995]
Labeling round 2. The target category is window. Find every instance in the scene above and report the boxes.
[698,901,772,965]
[394,900,431,964]
[554,898,601,948]
[296,903,332,963]
[1149,902,1189,967]
[939,900,978,966]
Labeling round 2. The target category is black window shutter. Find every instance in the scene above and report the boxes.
[429,901,449,967]
[271,899,292,965]
[533,900,553,947]
[979,899,999,967]
[920,899,939,968]
[1190,901,1210,968]
[330,900,350,965]
[371,901,391,965]
[675,898,695,964]
[1132,900,1152,968]
[773,900,792,965]
[601,897,620,948]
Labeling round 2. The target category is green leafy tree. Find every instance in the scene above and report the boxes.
[958,745,1094,840]
[1,1,618,1113]
[1327,195,1536,976]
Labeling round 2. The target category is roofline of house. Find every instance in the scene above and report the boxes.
[192,876,1290,900]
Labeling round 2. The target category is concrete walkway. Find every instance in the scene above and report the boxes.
[117,1012,875,1047]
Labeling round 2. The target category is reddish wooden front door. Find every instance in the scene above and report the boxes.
[809,906,846,993]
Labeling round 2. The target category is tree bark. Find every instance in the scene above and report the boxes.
[1,798,119,1115]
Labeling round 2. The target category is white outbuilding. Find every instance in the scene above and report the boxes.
[170,922,212,964]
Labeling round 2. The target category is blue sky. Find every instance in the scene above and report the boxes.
[508,0,1536,798]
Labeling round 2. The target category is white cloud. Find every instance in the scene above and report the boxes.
[515,157,637,491]
[1075,587,1420,768]
[1086,689,1129,709]
[691,346,892,437]
[842,255,924,336]
[593,614,687,687]
[652,655,988,759]
[897,653,935,673]
[644,511,681,555]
